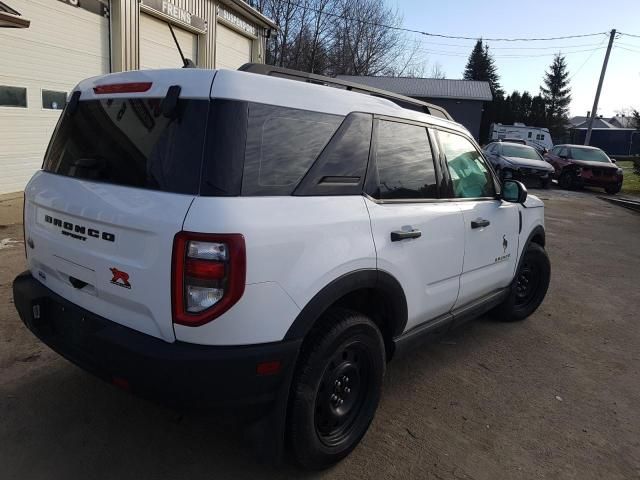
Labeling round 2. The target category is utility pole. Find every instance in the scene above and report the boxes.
[585,29,616,145]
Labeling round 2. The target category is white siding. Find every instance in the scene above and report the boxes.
[140,13,198,69]
[215,23,252,70]
[0,0,109,194]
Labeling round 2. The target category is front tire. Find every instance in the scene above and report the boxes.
[558,171,574,190]
[605,184,621,194]
[288,309,385,470]
[492,243,550,322]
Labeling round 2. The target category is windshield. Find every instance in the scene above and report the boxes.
[501,144,542,161]
[43,98,209,194]
[570,147,610,163]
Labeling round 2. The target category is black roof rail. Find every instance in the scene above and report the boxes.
[237,63,453,122]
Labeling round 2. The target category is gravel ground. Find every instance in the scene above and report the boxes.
[1,187,639,480]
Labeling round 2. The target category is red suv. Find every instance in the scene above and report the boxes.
[544,144,623,194]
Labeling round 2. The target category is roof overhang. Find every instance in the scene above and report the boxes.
[0,10,29,27]
[0,1,29,28]
[219,0,278,30]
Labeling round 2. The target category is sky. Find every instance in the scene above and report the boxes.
[391,0,640,118]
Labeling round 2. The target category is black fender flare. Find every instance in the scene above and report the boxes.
[515,224,546,277]
[283,269,408,341]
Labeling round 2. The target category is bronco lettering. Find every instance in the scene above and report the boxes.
[44,214,115,243]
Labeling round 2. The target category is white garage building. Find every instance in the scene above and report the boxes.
[0,0,276,194]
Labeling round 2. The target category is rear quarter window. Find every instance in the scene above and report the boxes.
[241,104,343,195]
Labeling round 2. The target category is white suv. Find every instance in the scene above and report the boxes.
[13,65,550,469]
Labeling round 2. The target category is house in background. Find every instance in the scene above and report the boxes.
[337,75,493,140]
[569,117,640,157]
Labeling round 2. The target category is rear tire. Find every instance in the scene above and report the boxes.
[492,243,550,322]
[540,178,551,189]
[288,309,385,470]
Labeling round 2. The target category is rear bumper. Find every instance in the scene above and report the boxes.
[12,271,301,412]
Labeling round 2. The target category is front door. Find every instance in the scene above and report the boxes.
[365,118,465,333]
[436,130,519,307]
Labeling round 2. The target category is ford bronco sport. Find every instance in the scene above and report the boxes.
[13,65,550,469]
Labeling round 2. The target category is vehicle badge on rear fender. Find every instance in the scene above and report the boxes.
[110,268,131,289]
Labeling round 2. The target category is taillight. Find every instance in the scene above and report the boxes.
[93,82,152,94]
[172,232,246,327]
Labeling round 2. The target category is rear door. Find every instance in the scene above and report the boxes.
[365,118,464,333]
[24,70,214,341]
[435,129,519,307]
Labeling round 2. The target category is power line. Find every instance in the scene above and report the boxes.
[411,46,607,59]
[407,38,607,51]
[275,0,609,42]
[615,45,640,54]
[568,37,608,81]
[619,31,640,38]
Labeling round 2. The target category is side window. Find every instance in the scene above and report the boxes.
[438,130,496,199]
[242,104,343,195]
[0,85,27,107]
[558,147,568,157]
[367,119,437,200]
[42,90,67,110]
[551,146,560,155]
[294,113,372,196]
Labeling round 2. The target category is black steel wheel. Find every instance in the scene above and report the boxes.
[288,309,385,470]
[314,341,371,447]
[492,242,550,322]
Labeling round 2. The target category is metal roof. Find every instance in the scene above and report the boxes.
[336,75,493,101]
[572,118,618,129]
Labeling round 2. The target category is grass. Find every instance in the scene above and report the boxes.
[617,160,640,196]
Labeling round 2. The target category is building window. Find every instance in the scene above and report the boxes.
[42,90,67,110]
[528,132,532,138]
[0,86,27,107]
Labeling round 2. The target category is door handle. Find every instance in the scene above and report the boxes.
[471,218,491,229]
[391,229,422,242]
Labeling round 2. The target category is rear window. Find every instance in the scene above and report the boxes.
[43,98,209,194]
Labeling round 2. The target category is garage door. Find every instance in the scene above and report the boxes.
[216,24,252,70]
[140,14,198,69]
[0,0,109,194]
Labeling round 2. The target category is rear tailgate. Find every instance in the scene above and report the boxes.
[23,69,216,342]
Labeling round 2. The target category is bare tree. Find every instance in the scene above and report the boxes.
[430,62,446,79]
[249,0,427,77]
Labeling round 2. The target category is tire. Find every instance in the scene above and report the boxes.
[492,243,550,322]
[605,184,621,194]
[288,308,385,470]
[558,171,574,190]
[540,178,551,189]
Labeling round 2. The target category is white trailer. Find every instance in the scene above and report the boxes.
[490,123,553,151]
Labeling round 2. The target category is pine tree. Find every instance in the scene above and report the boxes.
[463,40,503,98]
[633,109,640,130]
[540,54,571,140]
[464,40,504,141]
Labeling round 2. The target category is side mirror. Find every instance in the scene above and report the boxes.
[611,158,617,163]
[502,180,528,204]
[542,148,549,154]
